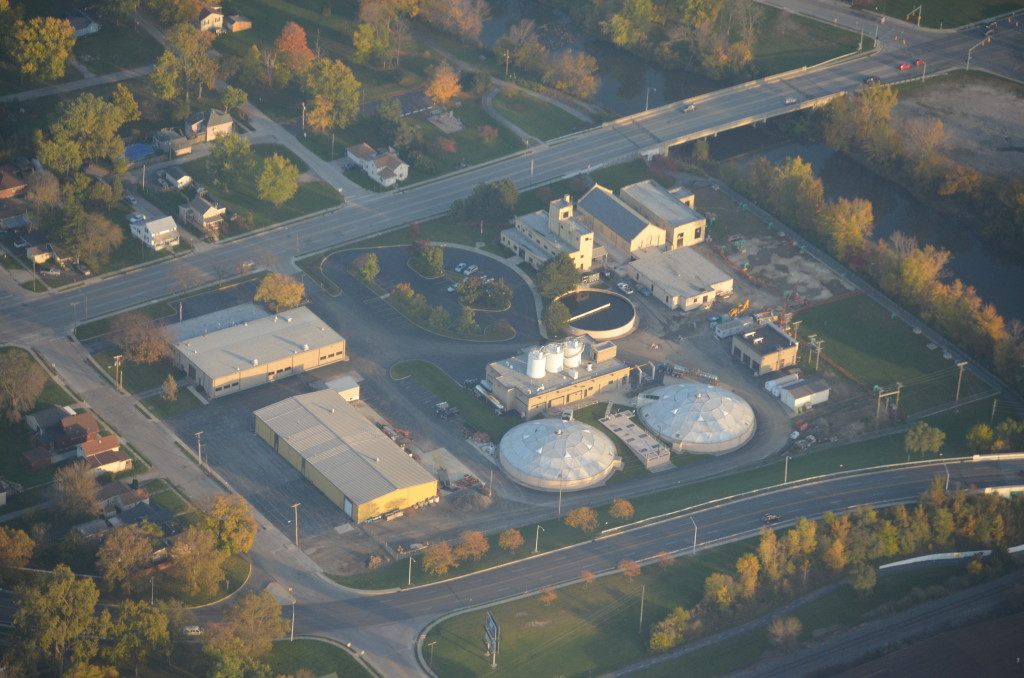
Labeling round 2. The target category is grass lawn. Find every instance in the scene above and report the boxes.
[142,186,190,221]
[142,388,204,419]
[146,478,192,516]
[878,0,1020,27]
[753,7,861,75]
[74,25,163,74]
[793,294,989,414]
[93,351,180,395]
[268,639,373,678]
[573,403,651,484]
[492,88,592,140]
[178,152,342,229]
[75,301,175,340]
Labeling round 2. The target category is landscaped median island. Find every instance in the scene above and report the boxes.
[424,480,1024,678]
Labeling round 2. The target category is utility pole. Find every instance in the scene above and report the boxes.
[991,398,998,424]
[874,383,903,426]
[428,641,436,668]
[954,361,967,404]
[645,87,656,112]
[557,475,564,517]
[288,588,297,641]
[292,502,301,547]
[195,431,203,467]
[70,301,79,328]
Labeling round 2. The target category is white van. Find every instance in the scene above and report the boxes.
[183,625,204,637]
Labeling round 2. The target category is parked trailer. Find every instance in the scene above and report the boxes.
[765,372,801,397]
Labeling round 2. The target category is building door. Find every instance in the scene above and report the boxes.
[343,498,354,519]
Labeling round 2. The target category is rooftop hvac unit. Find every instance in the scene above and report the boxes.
[303,344,309,350]
[287,317,293,322]
[252,358,259,366]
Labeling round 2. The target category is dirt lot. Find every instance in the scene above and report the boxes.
[894,75,1024,180]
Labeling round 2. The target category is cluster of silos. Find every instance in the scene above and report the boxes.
[499,418,621,491]
[526,338,586,379]
[638,383,756,455]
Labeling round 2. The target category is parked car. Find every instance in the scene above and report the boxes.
[447,282,459,293]
[682,103,696,113]
[122,195,137,206]
[637,285,652,297]
[464,264,478,276]
[13,238,30,249]
[76,263,92,276]
[784,97,798,105]
[898,63,912,70]
[128,213,147,224]
[454,262,466,273]
[617,281,634,295]
[41,268,61,277]
[863,76,880,85]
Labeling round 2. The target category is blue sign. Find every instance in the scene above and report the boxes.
[484,612,500,656]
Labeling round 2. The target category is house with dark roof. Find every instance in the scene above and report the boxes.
[0,165,28,200]
[225,15,252,32]
[68,9,100,37]
[96,481,150,513]
[346,144,408,188]
[575,185,665,253]
[178,195,227,239]
[165,166,192,189]
[152,129,193,157]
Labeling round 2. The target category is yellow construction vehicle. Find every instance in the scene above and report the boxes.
[728,299,750,318]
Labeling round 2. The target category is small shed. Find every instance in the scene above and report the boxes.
[780,377,830,413]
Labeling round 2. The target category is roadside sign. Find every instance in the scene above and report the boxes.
[484,612,500,667]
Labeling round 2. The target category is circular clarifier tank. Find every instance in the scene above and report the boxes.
[556,289,637,340]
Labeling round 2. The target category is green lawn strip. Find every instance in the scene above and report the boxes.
[145,478,192,516]
[573,403,651,484]
[267,638,374,678]
[142,388,204,419]
[877,0,1019,28]
[752,7,861,75]
[491,89,592,140]
[296,256,342,295]
[635,627,769,678]
[150,553,250,606]
[177,150,341,229]
[74,25,163,74]
[252,142,310,173]
[142,186,190,220]
[92,351,179,394]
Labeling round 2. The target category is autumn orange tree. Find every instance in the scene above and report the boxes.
[425,62,461,108]
[538,586,557,605]
[609,498,634,521]
[564,506,599,533]
[619,559,641,581]
[274,21,315,79]
[254,273,305,312]
[422,541,457,576]
[454,531,490,562]
[498,529,524,552]
[113,313,172,365]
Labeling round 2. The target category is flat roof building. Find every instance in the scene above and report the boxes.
[627,246,734,311]
[730,323,798,376]
[254,390,437,523]
[619,180,706,249]
[501,194,604,272]
[484,336,631,419]
[172,306,346,398]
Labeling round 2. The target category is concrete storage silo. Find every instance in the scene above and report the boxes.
[563,337,584,369]
[639,383,755,455]
[545,343,564,373]
[527,350,546,379]
[499,419,621,491]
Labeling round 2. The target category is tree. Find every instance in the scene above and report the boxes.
[422,541,456,576]
[161,374,177,402]
[564,506,599,533]
[425,62,462,108]
[849,561,877,593]
[43,92,129,170]
[111,84,141,125]
[905,421,946,460]
[965,423,994,454]
[97,526,154,593]
[13,564,108,674]
[352,253,379,283]
[208,133,257,190]
[657,551,676,570]
[303,58,362,130]
[409,240,444,277]
[59,211,124,268]
[454,531,490,562]
[538,586,557,605]
[100,0,141,24]
[454,306,478,334]
[498,529,524,552]
[767,616,802,651]
[254,273,305,312]
[0,349,46,422]
[619,559,641,581]
[145,0,200,24]
[54,461,99,521]
[105,600,170,678]
[477,125,498,143]
[223,591,291,658]
[274,22,316,76]
[649,607,689,652]
[581,570,596,588]
[201,494,258,556]
[821,538,847,571]
[692,138,710,164]
[152,24,217,104]
[0,527,34,585]
[609,498,635,520]
[170,525,227,596]
[222,86,249,115]
[542,49,600,99]
[537,254,579,299]
[113,312,172,364]
[428,305,451,331]
[735,552,760,598]
[11,17,76,82]
[258,154,300,206]
[703,572,737,610]
[757,526,782,584]
[434,137,457,155]
[818,197,874,258]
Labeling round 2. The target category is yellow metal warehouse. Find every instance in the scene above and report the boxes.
[254,390,437,523]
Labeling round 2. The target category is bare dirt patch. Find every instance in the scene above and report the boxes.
[894,76,1024,180]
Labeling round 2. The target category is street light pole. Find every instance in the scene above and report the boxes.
[70,301,79,328]
[291,502,301,547]
[955,361,968,404]
[645,87,656,112]
[557,475,564,517]
[689,516,697,555]
[407,556,414,586]
[289,588,296,641]
[195,431,203,467]
[534,524,544,554]
[784,455,789,483]
[428,641,436,668]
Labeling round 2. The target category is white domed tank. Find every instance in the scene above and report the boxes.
[499,418,621,491]
[526,350,546,379]
[545,343,564,373]
[639,383,755,455]
[563,337,584,368]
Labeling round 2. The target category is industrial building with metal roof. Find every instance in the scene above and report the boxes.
[172,305,347,398]
[626,246,734,311]
[254,390,437,523]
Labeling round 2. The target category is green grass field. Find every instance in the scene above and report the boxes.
[878,0,1020,28]
[93,351,180,395]
[74,25,163,75]
[753,8,861,75]
[142,388,203,419]
[492,89,592,140]
[793,294,990,414]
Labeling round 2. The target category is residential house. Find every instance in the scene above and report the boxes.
[78,435,132,475]
[2,214,31,234]
[346,144,409,188]
[22,409,102,469]
[501,194,604,272]
[24,405,73,436]
[225,14,252,32]
[152,129,193,157]
[196,5,224,32]
[185,109,233,143]
[178,195,226,239]
[165,166,192,189]
[0,165,28,199]
[25,246,52,265]
[0,478,23,509]
[68,9,100,37]
[72,518,110,540]
[132,216,180,251]
[49,243,76,269]
[96,480,150,513]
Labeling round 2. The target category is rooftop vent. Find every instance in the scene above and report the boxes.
[252,358,258,366]
[287,316,293,323]
[303,344,309,351]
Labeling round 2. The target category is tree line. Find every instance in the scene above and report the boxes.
[647,478,1022,652]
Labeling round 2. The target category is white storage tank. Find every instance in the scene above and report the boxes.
[527,350,546,379]
[768,373,801,397]
[545,343,564,373]
[563,337,584,368]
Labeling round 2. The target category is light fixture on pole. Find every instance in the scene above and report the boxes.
[195,431,203,467]
[291,502,301,547]
[557,473,564,517]
[689,515,697,555]
[954,361,968,403]
[534,524,544,554]
[407,556,414,586]
[645,87,657,112]
[288,587,296,641]
[784,455,790,483]
[427,640,437,667]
